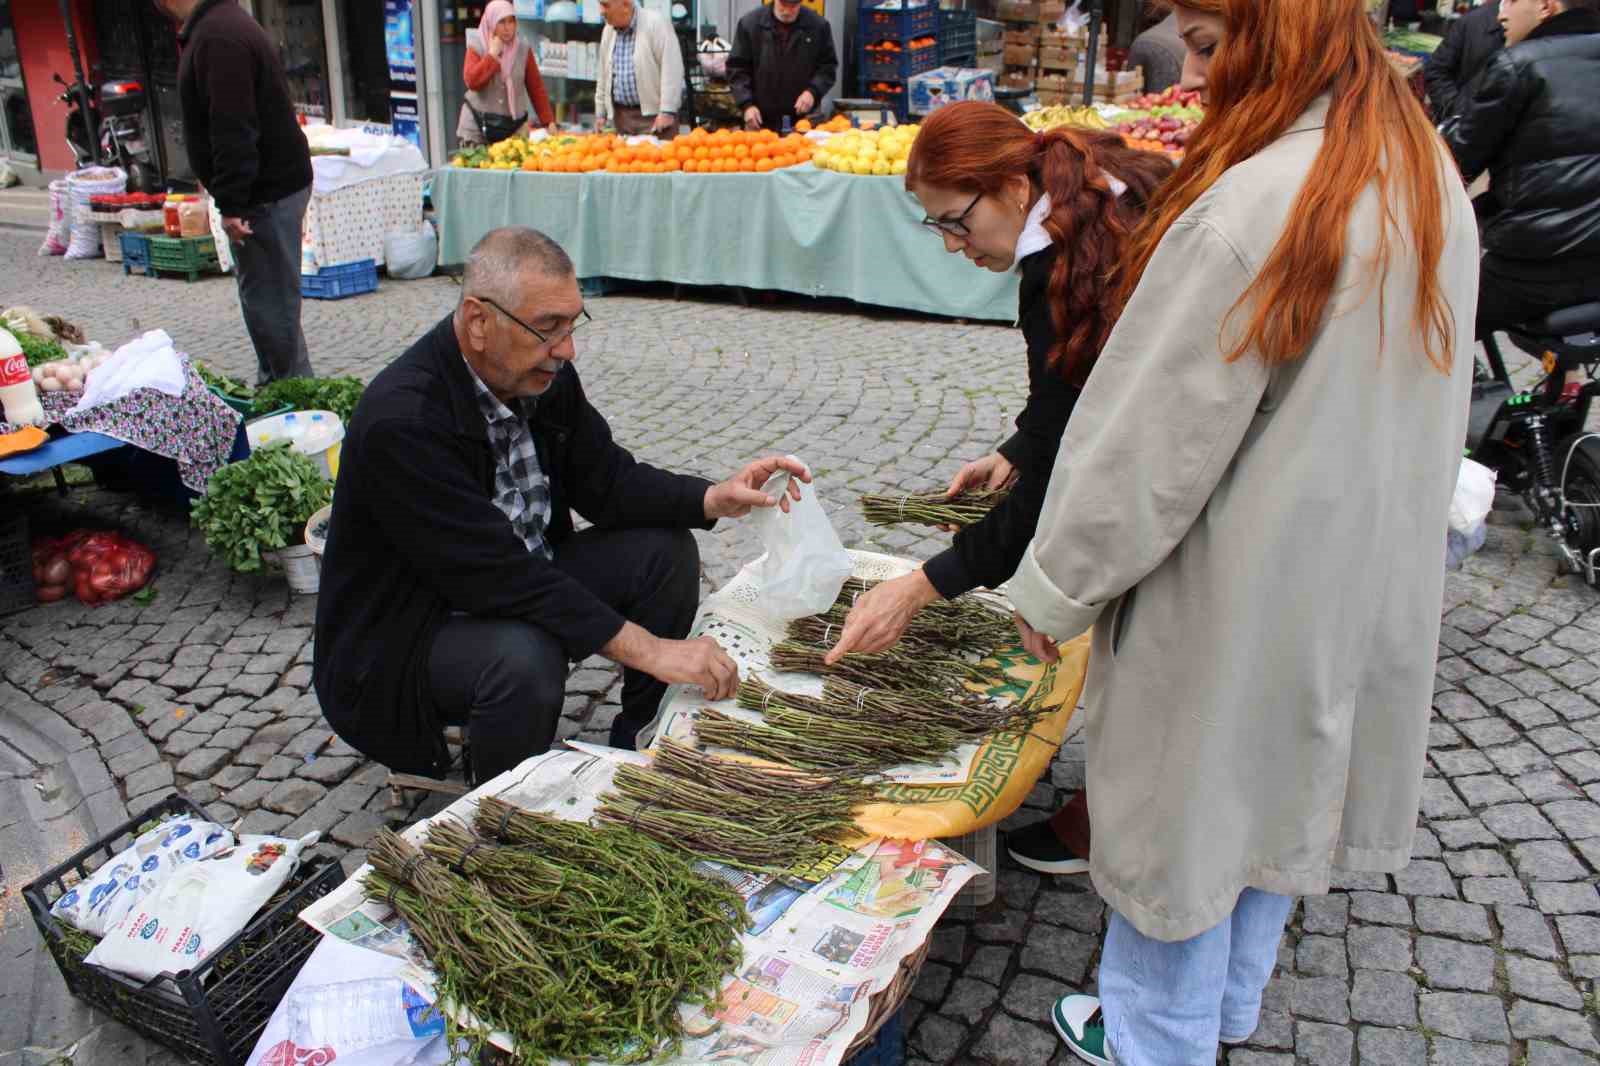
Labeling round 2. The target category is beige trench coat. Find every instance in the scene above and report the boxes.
[1007,96,1481,942]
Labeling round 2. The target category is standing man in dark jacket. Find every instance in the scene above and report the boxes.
[1445,0,1600,339]
[1424,1,1504,121]
[156,0,315,384]
[728,0,838,131]
[314,227,806,782]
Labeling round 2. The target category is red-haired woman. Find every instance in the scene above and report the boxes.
[822,103,1172,874]
[1002,2,1479,1063]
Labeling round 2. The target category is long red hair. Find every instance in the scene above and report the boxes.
[906,102,1174,385]
[1122,0,1454,371]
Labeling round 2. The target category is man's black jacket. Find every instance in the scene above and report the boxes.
[313,316,714,775]
[727,6,838,128]
[1424,2,1503,122]
[178,0,312,217]
[923,248,1081,598]
[1446,8,1600,269]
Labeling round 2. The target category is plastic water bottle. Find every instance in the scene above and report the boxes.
[285,978,446,1053]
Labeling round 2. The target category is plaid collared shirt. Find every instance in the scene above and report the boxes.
[464,358,554,560]
[611,16,640,108]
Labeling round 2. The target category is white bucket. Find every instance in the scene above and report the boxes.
[304,504,331,557]
[247,410,345,480]
[271,542,321,594]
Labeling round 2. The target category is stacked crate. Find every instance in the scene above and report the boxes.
[857,0,941,120]
[937,9,977,68]
[992,0,1070,93]
[1032,26,1079,105]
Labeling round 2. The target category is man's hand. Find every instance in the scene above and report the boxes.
[603,622,740,701]
[824,569,939,664]
[744,105,763,130]
[704,455,810,520]
[651,112,677,134]
[222,216,254,243]
[794,90,815,116]
[1015,612,1061,663]
[546,122,561,134]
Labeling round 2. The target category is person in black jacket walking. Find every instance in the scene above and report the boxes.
[156,0,314,384]
[728,0,838,131]
[314,227,806,783]
[1423,1,1504,121]
[1445,0,1600,339]
[822,103,1172,875]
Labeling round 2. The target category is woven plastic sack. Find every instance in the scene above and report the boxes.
[37,179,69,256]
[384,221,438,280]
[64,166,126,259]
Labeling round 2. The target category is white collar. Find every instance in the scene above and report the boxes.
[1010,174,1129,270]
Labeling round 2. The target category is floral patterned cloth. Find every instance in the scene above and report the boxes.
[0,354,242,492]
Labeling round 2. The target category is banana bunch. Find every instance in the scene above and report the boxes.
[1022,106,1109,132]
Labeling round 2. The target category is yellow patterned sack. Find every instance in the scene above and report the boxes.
[852,633,1089,841]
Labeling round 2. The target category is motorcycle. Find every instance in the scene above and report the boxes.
[54,71,161,194]
[1468,301,1600,584]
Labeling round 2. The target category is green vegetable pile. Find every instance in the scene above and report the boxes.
[251,376,365,423]
[194,360,255,401]
[2,325,67,368]
[364,799,746,1064]
[190,443,332,572]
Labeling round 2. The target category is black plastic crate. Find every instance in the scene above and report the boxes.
[23,794,344,1066]
[0,510,33,615]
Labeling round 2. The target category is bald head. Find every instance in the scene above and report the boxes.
[460,227,575,309]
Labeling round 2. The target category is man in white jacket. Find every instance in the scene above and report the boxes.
[597,0,685,135]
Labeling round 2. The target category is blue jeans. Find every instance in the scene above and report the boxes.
[1099,888,1294,1066]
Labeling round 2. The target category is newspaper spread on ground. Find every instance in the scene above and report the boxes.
[299,746,979,1066]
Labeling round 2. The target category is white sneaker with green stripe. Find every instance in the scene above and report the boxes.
[1053,994,1112,1066]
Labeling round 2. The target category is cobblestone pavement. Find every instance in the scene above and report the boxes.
[1,226,1597,1065]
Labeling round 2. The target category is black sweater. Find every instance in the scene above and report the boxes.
[177,0,312,217]
[923,248,1082,598]
[313,316,715,775]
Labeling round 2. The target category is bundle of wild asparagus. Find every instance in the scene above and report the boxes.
[859,487,1009,529]
[831,578,1019,650]
[738,675,1044,741]
[767,639,995,691]
[694,705,966,774]
[594,738,869,875]
[363,807,745,1064]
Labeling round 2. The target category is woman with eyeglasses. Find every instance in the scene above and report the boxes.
[823,102,1173,875]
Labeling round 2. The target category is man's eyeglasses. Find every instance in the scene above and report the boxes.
[476,296,592,346]
[920,191,983,238]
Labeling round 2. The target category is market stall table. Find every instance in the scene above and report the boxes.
[432,166,1023,322]
[0,430,128,494]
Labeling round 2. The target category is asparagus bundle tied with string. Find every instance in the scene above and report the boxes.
[767,638,995,692]
[832,579,1019,650]
[738,675,1045,740]
[859,487,1010,528]
[693,705,965,774]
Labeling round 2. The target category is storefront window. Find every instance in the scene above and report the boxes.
[0,0,35,159]
[256,0,332,119]
[338,0,394,124]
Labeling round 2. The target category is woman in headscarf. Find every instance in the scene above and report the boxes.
[458,0,556,146]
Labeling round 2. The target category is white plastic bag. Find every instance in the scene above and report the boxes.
[749,457,852,620]
[86,832,318,981]
[384,222,438,280]
[1449,457,1496,534]
[50,816,234,937]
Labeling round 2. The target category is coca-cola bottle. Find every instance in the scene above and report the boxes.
[0,331,45,427]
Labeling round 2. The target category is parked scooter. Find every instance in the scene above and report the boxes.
[54,71,161,193]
